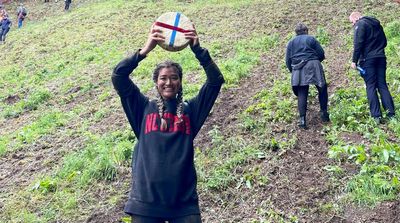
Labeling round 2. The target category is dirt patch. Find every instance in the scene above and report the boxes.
[339,132,366,145]
[343,201,400,223]
[3,94,20,105]
[195,52,281,148]
[266,110,335,221]
[84,177,130,223]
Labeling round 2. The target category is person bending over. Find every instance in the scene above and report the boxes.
[285,23,329,129]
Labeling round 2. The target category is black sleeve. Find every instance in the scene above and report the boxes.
[187,45,224,137]
[352,22,366,63]
[313,38,325,62]
[285,41,293,72]
[381,24,387,48]
[112,50,149,137]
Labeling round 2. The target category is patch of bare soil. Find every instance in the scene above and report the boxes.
[195,53,277,148]
[84,175,130,223]
[339,132,366,145]
[343,201,400,223]
[266,108,335,220]
[3,94,20,105]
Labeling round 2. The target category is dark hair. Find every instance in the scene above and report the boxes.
[152,60,183,83]
[152,60,184,131]
[295,23,308,35]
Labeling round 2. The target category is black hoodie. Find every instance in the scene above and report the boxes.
[352,16,387,63]
[112,45,224,218]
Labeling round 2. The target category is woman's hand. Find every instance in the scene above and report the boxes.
[139,24,165,56]
[184,23,199,48]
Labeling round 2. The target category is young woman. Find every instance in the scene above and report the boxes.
[112,25,224,223]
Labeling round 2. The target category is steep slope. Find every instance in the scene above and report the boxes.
[0,0,399,222]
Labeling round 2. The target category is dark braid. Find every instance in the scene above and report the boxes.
[176,88,184,122]
[154,87,167,131]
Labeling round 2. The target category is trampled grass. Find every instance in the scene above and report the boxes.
[0,0,287,221]
[0,0,399,222]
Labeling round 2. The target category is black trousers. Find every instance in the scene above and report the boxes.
[293,85,328,117]
[360,57,395,118]
[131,214,202,223]
[65,1,71,10]
[0,27,10,41]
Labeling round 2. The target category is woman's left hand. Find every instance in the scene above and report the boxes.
[184,23,199,48]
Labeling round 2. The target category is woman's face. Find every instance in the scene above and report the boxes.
[156,67,181,100]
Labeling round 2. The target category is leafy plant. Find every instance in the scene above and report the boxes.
[316,26,330,46]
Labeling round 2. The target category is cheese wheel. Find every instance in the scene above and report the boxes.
[154,12,193,52]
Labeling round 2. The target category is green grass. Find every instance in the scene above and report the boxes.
[1,0,400,222]
[2,0,285,215]
[0,111,68,156]
[325,17,400,206]
[246,78,296,123]
[1,129,135,222]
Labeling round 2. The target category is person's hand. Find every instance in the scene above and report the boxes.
[140,24,165,56]
[184,23,199,48]
[351,62,357,69]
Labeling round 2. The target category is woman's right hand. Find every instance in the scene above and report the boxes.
[139,24,165,56]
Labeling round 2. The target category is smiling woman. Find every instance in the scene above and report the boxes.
[111,23,224,222]
[152,61,184,131]
[155,65,182,100]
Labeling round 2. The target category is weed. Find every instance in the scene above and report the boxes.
[324,165,344,176]
[237,166,269,189]
[346,170,399,205]
[57,129,135,186]
[32,177,57,194]
[315,26,330,46]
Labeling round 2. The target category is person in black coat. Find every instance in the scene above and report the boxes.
[0,13,11,43]
[64,0,71,11]
[349,12,395,124]
[285,23,329,129]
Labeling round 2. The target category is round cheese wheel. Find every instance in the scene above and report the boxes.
[154,12,193,52]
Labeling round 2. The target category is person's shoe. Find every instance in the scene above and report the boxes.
[298,116,307,129]
[374,117,381,125]
[320,111,330,122]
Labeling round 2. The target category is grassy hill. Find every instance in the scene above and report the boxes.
[0,0,399,222]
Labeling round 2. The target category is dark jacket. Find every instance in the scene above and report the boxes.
[1,17,11,30]
[112,45,224,218]
[285,34,325,73]
[352,16,387,63]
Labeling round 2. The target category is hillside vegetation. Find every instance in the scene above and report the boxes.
[0,0,399,222]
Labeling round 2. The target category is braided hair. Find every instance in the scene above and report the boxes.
[153,61,184,131]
